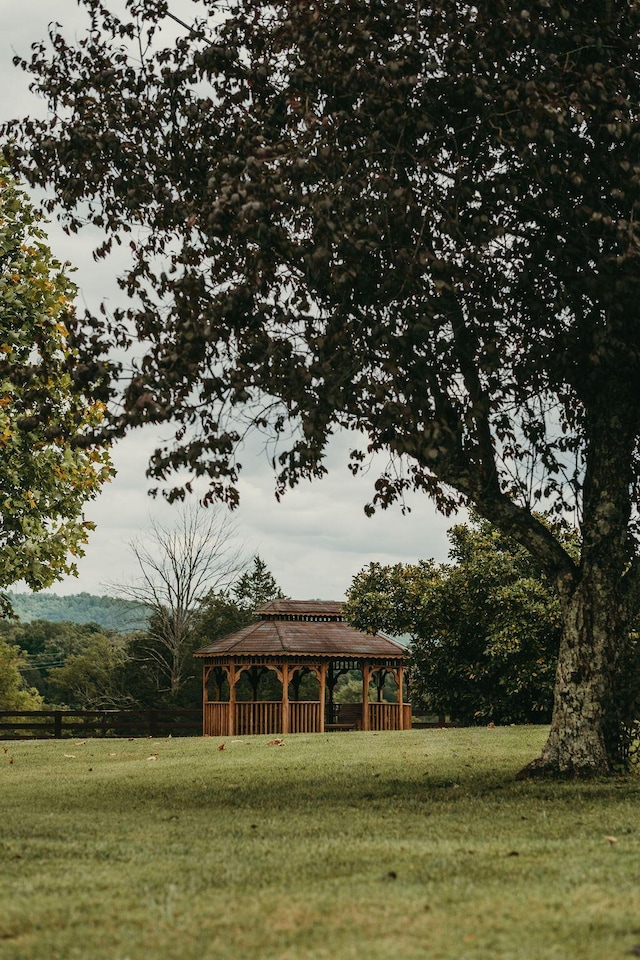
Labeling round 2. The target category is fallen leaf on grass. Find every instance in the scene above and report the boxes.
[63,754,76,759]
[267,738,285,747]
[218,743,226,751]
[604,835,618,844]
[74,741,87,747]
[147,754,158,761]
[7,757,13,765]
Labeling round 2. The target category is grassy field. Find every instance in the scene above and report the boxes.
[1,727,639,960]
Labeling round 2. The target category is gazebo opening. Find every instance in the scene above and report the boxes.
[195,600,410,736]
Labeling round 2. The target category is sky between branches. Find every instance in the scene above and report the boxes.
[1,0,454,601]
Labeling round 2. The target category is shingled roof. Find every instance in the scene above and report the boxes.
[194,600,406,660]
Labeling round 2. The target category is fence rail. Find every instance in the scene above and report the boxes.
[0,708,202,740]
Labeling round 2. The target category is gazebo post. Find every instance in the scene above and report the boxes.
[202,665,210,736]
[281,662,290,734]
[319,662,327,732]
[362,660,370,731]
[228,662,236,737]
[397,664,405,730]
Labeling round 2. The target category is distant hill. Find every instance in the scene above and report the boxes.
[5,592,150,632]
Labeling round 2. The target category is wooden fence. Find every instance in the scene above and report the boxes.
[1,707,451,740]
[0,708,202,740]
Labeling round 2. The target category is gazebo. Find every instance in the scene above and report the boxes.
[194,600,410,736]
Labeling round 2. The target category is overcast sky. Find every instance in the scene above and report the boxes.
[2,1,458,601]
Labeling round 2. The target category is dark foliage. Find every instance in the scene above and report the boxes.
[346,519,564,724]
[0,618,129,707]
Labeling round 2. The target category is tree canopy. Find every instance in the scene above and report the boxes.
[0,617,130,707]
[6,1,640,774]
[346,518,565,725]
[0,165,113,610]
[232,555,285,613]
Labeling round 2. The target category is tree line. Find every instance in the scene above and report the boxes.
[3,592,149,631]
[0,553,284,712]
[3,510,615,731]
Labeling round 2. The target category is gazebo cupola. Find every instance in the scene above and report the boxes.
[194,600,410,736]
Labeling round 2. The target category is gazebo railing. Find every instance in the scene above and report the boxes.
[235,701,281,736]
[289,700,321,733]
[368,702,402,730]
[204,699,408,736]
[204,701,322,736]
[204,701,228,737]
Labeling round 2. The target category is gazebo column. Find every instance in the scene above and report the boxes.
[228,662,236,737]
[397,664,405,730]
[281,662,290,734]
[319,662,327,732]
[202,665,211,705]
[362,660,370,731]
[202,665,211,736]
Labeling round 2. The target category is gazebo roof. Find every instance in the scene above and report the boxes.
[194,599,406,660]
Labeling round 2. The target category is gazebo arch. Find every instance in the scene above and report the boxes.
[194,600,410,736]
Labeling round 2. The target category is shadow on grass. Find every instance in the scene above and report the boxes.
[22,733,639,823]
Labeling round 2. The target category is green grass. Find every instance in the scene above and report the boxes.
[1,728,639,960]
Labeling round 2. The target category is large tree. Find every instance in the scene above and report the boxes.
[5,1,640,775]
[0,164,112,611]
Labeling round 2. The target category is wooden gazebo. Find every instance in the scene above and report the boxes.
[194,600,410,736]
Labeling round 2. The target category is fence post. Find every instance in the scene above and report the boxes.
[54,711,63,739]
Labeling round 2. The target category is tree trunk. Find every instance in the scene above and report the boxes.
[516,401,637,778]
[488,381,640,779]
[519,575,628,777]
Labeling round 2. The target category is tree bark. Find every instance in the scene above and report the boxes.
[518,576,627,777]
[516,401,637,778]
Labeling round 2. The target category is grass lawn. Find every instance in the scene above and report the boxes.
[1,727,639,960]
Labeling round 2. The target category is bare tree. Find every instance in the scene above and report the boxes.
[117,505,245,697]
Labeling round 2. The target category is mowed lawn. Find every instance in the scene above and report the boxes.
[1,728,639,960]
